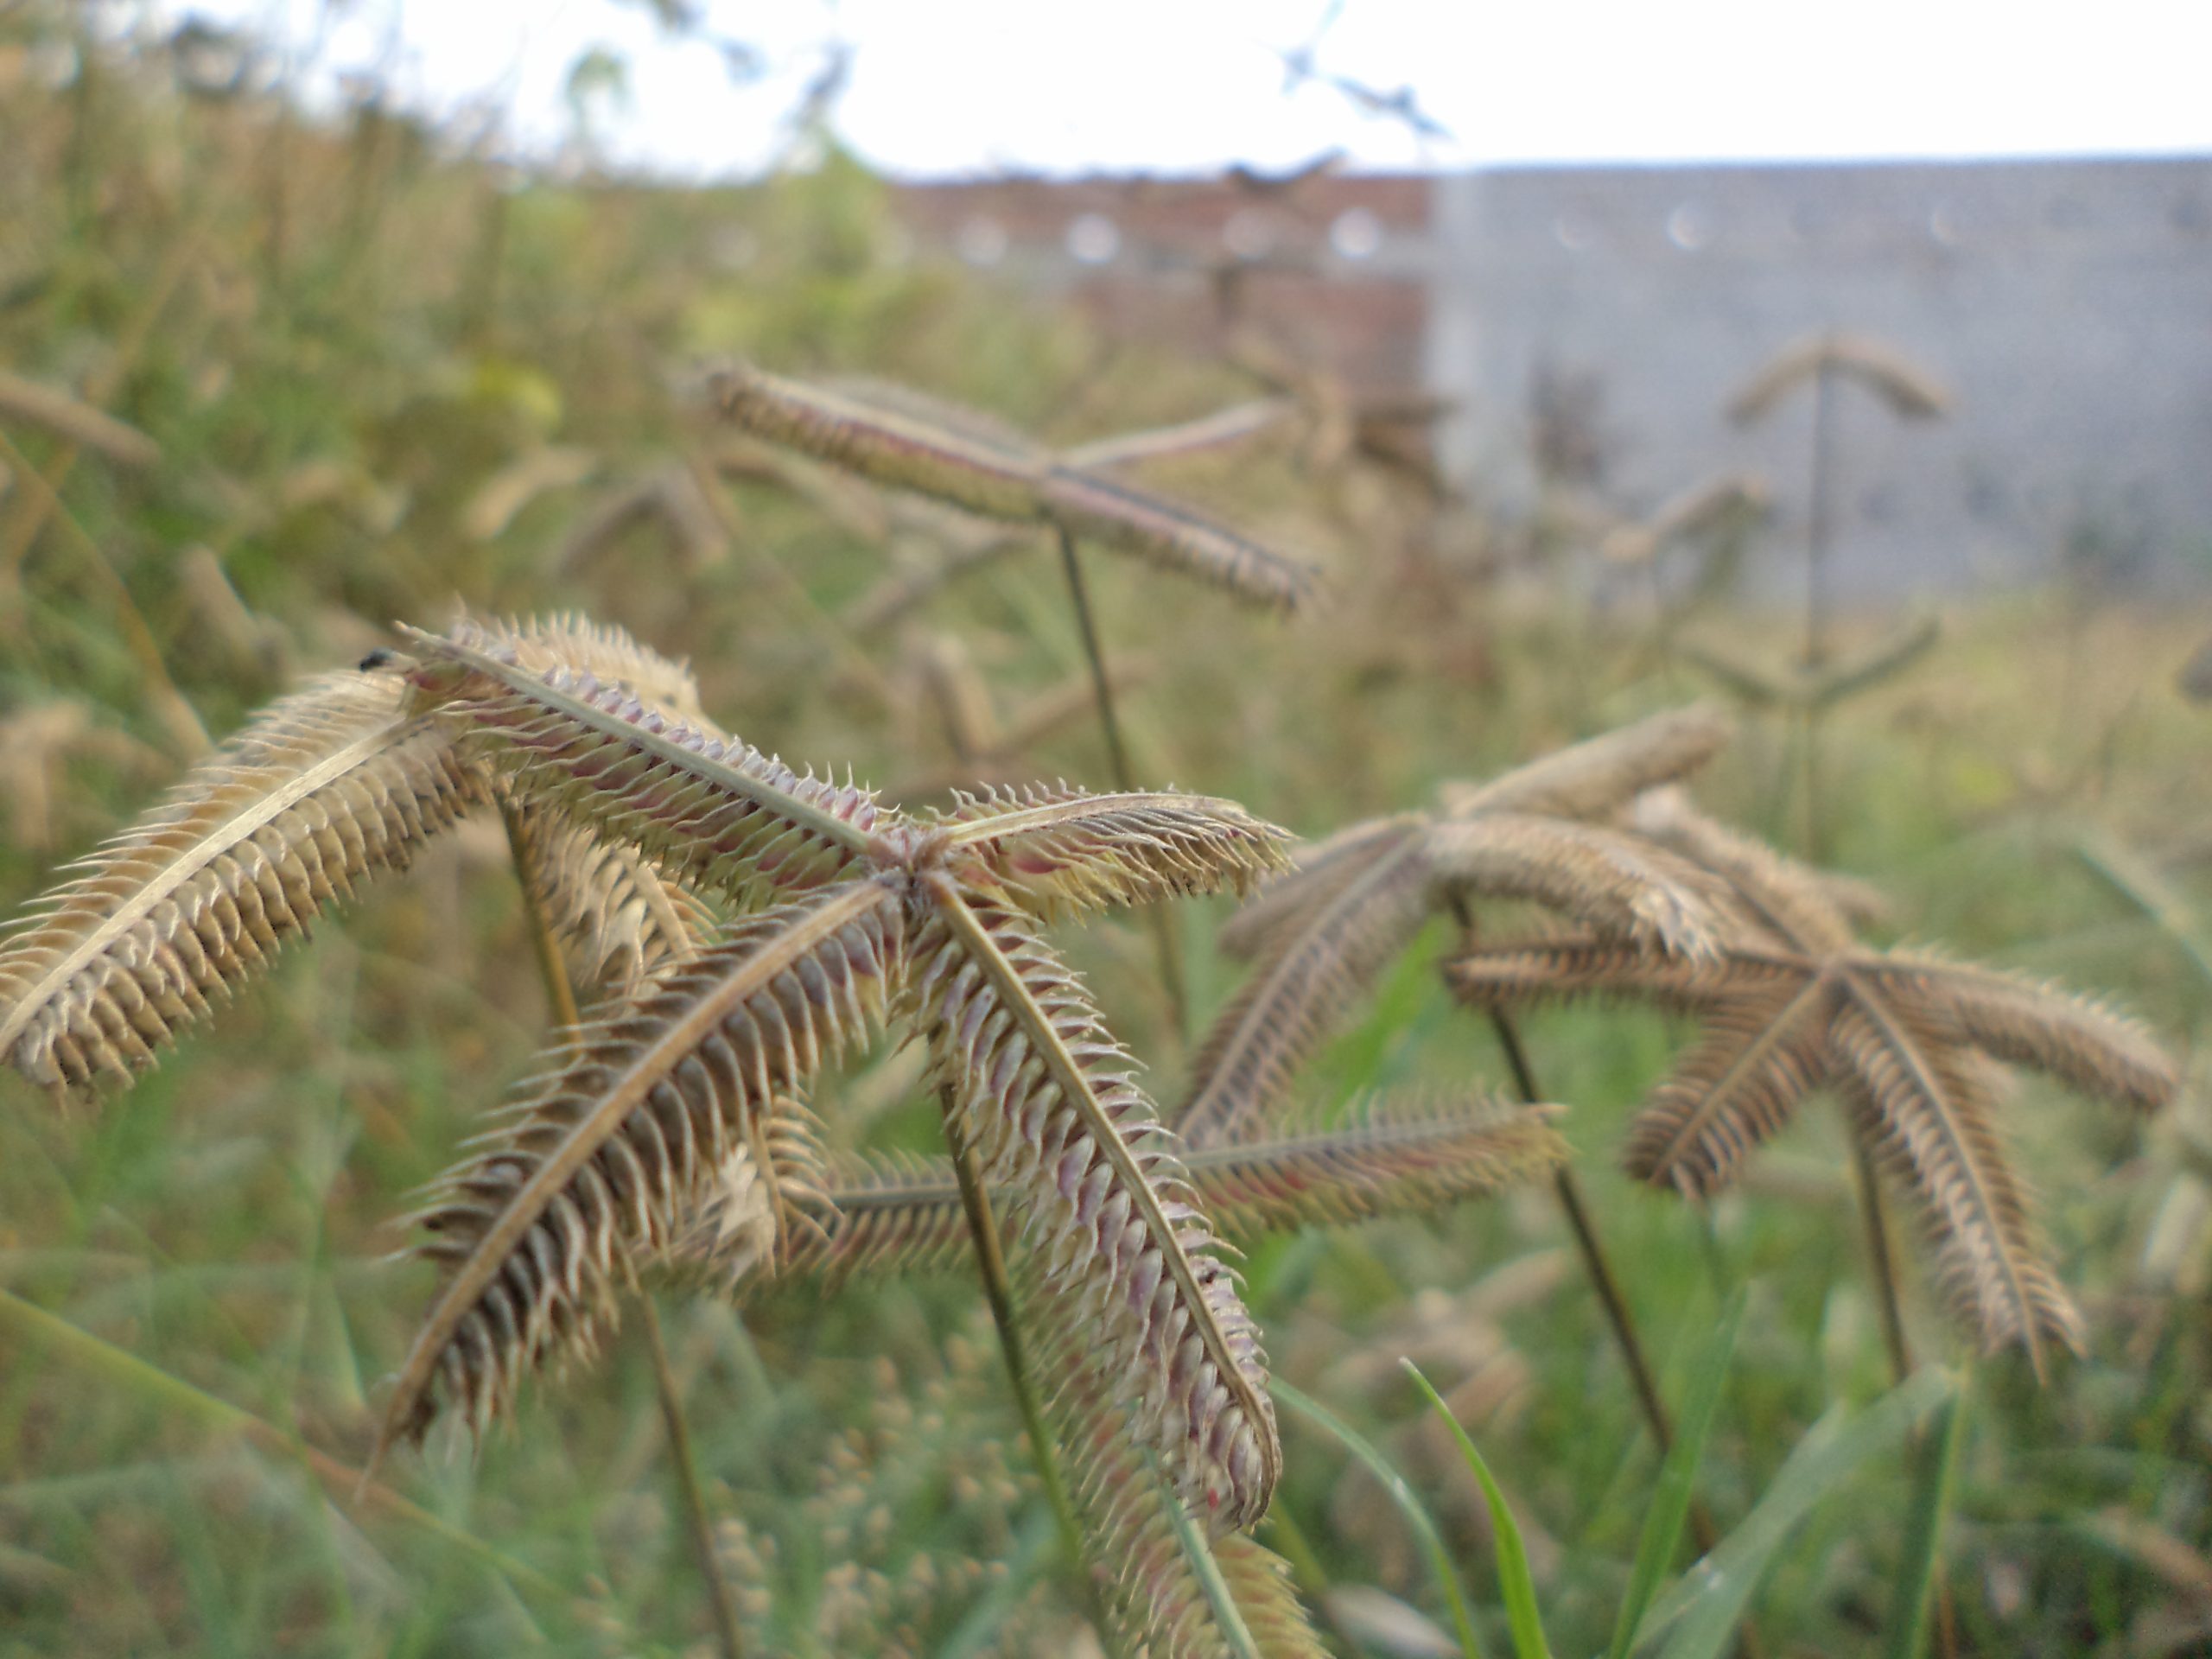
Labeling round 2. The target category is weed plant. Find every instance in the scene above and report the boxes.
[2,12,2208,1657]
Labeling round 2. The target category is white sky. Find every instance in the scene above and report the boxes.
[148,0,2212,179]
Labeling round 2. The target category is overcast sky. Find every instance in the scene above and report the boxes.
[153,0,2212,179]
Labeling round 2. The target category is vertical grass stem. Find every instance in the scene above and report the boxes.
[1057,524,1188,1036]
[501,804,741,1659]
[940,1099,1096,1619]
[1486,1007,1746,1608]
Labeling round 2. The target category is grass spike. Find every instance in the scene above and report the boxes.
[914,875,1280,1532]
[1179,709,1731,1151]
[0,670,474,1091]
[1448,790,2177,1366]
[367,879,901,1474]
[672,1094,1567,1294]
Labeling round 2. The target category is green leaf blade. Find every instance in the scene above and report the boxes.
[1401,1359,1551,1659]
[1606,1287,1746,1659]
[1883,1382,1967,1659]
[1272,1376,1485,1659]
[1646,1368,1956,1659]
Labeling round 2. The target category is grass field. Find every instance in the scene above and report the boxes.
[3,15,2210,1657]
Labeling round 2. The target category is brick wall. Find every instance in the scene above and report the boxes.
[890,171,1431,389]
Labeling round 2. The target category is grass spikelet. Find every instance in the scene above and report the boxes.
[711,360,1050,521]
[1447,792,2180,1369]
[0,671,475,1092]
[678,1095,1567,1293]
[709,359,1324,613]
[1830,1008,2080,1368]
[1436,702,1734,822]
[912,879,1280,1533]
[1190,1096,1568,1238]
[931,782,1288,920]
[1421,812,1719,958]
[1214,815,1431,963]
[1051,1354,1326,1655]
[491,620,735,992]
[1861,950,2178,1116]
[1180,709,1731,1150]
[1441,931,1777,1016]
[1727,331,1953,426]
[372,881,903,1466]
[0,367,162,469]
[1061,397,1298,470]
[496,611,719,731]
[1180,825,1435,1148]
[0,611,717,1095]
[1621,977,1840,1193]
[1036,465,1323,613]
[1600,474,1769,568]
[393,620,880,907]
[514,811,720,999]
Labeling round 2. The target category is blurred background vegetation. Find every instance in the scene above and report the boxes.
[2,4,2209,1655]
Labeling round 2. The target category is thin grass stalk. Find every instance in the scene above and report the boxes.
[1805,358,1837,671]
[1487,1016,1671,1433]
[1801,704,1829,866]
[1057,526,1135,788]
[0,427,207,758]
[0,1287,573,1615]
[1056,524,1188,1035]
[501,806,741,1658]
[1798,360,1838,862]
[1454,889,1688,1480]
[939,1097,1093,1611]
[682,450,902,710]
[1485,1007,1741,1585]
[1158,1453,1267,1659]
[0,230,197,588]
[499,800,584,1033]
[1852,1138,1914,1388]
[640,1295,747,1659]
[1848,1139,1963,1659]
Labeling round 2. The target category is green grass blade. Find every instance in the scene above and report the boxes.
[0,1287,571,1613]
[1160,1455,1266,1659]
[1401,1358,1551,1659]
[1644,1368,1955,1659]
[1605,1287,1747,1659]
[1883,1381,1967,1659]
[1272,1376,1486,1659]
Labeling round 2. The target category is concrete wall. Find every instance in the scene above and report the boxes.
[898,156,2212,596]
[1428,157,2212,597]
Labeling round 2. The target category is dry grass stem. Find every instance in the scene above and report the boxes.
[0,369,162,469]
